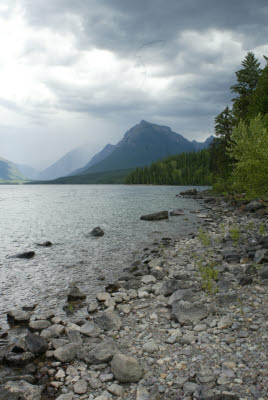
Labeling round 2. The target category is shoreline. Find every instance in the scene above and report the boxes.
[0,191,267,400]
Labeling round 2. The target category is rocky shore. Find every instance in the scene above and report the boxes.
[0,191,267,400]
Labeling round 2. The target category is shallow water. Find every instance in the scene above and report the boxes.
[0,184,207,328]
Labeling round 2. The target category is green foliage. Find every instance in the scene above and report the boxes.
[228,115,268,197]
[231,52,262,120]
[125,149,212,185]
[259,222,266,237]
[248,63,268,129]
[229,223,241,247]
[197,228,211,247]
[194,252,219,294]
[215,106,236,141]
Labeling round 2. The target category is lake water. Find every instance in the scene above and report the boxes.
[0,184,207,328]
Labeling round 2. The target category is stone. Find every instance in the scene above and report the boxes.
[218,316,233,329]
[159,280,181,296]
[111,354,143,383]
[108,383,125,396]
[172,301,209,325]
[217,292,238,307]
[25,332,48,354]
[54,343,80,362]
[170,209,185,216]
[245,201,264,212]
[52,339,69,349]
[73,379,87,394]
[9,251,35,259]
[67,330,82,344]
[183,382,198,395]
[259,265,268,279]
[40,324,65,339]
[79,340,118,364]
[7,309,30,324]
[142,340,159,353]
[254,249,268,264]
[91,226,104,236]
[2,380,42,399]
[36,241,52,247]
[94,310,122,331]
[88,377,102,389]
[168,289,197,305]
[87,302,98,313]
[180,188,197,196]
[238,276,253,286]
[96,292,111,301]
[136,387,150,400]
[222,249,241,263]
[56,395,74,400]
[141,275,157,284]
[140,211,169,221]
[80,322,101,338]
[67,286,86,301]
[4,351,35,367]
[29,320,51,332]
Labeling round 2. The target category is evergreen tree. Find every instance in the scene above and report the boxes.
[248,59,268,129]
[231,52,261,121]
[215,106,235,141]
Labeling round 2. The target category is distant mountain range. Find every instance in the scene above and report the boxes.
[1,121,214,183]
[0,157,26,181]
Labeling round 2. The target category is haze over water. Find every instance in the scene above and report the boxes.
[0,185,207,328]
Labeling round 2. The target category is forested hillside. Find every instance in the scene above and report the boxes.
[125,149,212,185]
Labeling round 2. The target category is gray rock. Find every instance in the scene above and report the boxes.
[180,188,197,196]
[79,340,118,364]
[7,309,30,324]
[94,310,122,331]
[168,289,197,305]
[29,320,51,332]
[73,379,87,394]
[259,265,268,279]
[159,280,181,296]
[142,340,159,353]
[54,343,80,362]
[36,241,52,247]
[245,201,264,211]
[80,322,101,338]
[25,332,48,354]
[108,383,125,396]
[4,351,35,366]
[141,275,157,284]
[172,301,209,325]
[91,226,104,236]
[67,286,86,301]
[217,292,238,307]
[183,381,198,395]
[66,330,82,344]
[170,209,185,216]
[9,251,35,259]
[254,249,268,264]
[56,395,74,400]
[111,354,143,383]
[140,211,169,221]
[2,380,41,400]
[222,249,241,263]
[40,324,65,339]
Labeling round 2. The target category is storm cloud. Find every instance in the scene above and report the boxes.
[0,0,267,168]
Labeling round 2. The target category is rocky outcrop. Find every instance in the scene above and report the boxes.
[91,227,104,236]
[140,211,168,221]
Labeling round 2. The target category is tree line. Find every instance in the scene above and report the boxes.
[125,149,212,185]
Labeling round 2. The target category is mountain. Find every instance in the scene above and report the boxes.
[192,135,214,151]
[14,163,40,180]
[69,144,115,176]
[73,120,212,176]
[37,144,96,180]
[0,156,26,181]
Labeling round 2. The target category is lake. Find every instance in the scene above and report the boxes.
[0,184,207,328]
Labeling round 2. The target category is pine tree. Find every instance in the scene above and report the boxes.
[215,106,235,141]
[248,58,268,129]
[231,52,261,121]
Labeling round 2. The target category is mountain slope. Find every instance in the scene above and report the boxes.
[69,144,115,176]
[192,135,214,151]
[0,157,26,181]
[15,163,40,180]
[37,144,96,180]
[76,120,200,175]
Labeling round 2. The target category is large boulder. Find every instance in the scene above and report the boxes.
[170,209,185,216]
[54,343,80,362]
[91,227,104,237]
[2,380,42,400]
[25,332,48,354]
[94,310,122,331]
[110,354,143,383]
[254,249,268,264]
[80,322,101,338]
[36,241,52,247]
[140,211,168,221]
[8,251,35,259]
[7,309,30,325]
[67,286,86,301]
[79,340,118,364]
[245,201,264,212]
[180,188,197,196]
[158,280,181,296]
[4,351,35,367]
[172,301,209,325]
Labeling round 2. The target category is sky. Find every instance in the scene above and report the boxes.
[0,0,267,169]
